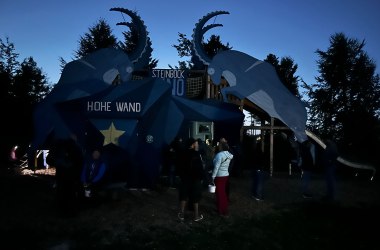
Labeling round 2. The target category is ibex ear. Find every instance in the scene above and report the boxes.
[207,67,215,75]
[221,70,236,86]
[103,68,119,84]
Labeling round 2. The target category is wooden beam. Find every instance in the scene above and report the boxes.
[269,117,274,176]
[243,125,290,130]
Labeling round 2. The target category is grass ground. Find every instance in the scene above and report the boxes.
[1,165,379,250]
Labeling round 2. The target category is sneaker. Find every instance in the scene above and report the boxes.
[219,214,230,219]
[194,214,204,222]
[302,193,313,199]
[321,195,335,202]
[251,195,263,201]
[177,212,184,221]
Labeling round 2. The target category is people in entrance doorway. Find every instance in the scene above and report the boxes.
[177,138,204,222]
[211,141,233,218]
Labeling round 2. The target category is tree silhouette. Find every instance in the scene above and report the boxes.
[171,33,232,70]
[12,57,51,147]
[171,33,193,69]
[13,57,51,104]
[62,17,157,71]
[117,17,158,69]
[0,37,19,101]
[305,32,380,163]
[0,37,51,162]
[75,18,118,59]
[265,53,301,97]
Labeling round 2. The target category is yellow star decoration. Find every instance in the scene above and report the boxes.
[100,122,125,146]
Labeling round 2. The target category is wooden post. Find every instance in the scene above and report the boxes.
[239,99,245,143]
[270,117,274,176]
[206,75,211,99]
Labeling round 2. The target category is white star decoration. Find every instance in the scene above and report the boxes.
[100,122,125,146]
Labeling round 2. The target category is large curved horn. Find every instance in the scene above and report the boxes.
[202,24,224,35]
[116,21,135,32]
[191,11,229,66]
[110,8,149,66]
[114,21,153,69]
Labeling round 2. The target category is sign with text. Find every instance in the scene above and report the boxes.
[85,100,142,119]
[151,69,187,97]
[87,101,142,113]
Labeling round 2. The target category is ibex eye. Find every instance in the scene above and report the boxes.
[208,68,215,75]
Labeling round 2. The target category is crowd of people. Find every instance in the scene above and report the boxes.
[43,132,339,220]
[167,135,339,222]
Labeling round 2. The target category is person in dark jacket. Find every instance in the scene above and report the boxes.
[177,138,204,222]
[299,140,315,198]
[322,139,339,201]
[166,136,185,188]
[81,149,107,200]
[47,134,84,216]
[251,140,267,201]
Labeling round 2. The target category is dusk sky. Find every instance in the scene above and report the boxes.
[1,0,379,88]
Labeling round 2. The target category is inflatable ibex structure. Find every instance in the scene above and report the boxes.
[191,11,376,180]
[32,8,153,148]
[191,11,308,143]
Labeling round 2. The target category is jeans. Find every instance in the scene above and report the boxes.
[325,164,336,200]
[168,164,176,187]
[301,170,311,195]
[251,169,264,199]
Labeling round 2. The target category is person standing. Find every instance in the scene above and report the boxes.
[167,136,185,188]
[211,141,233,218]
[213,137,232,200]
[177,138,204,222]
[251,140,267,201]
[299,140,315,199]
[197,138,209,188]
[47,134,84,216]
[9,145,18,162]
[322,139,339,201]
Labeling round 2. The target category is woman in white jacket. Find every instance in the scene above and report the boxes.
[211,141,233,217]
